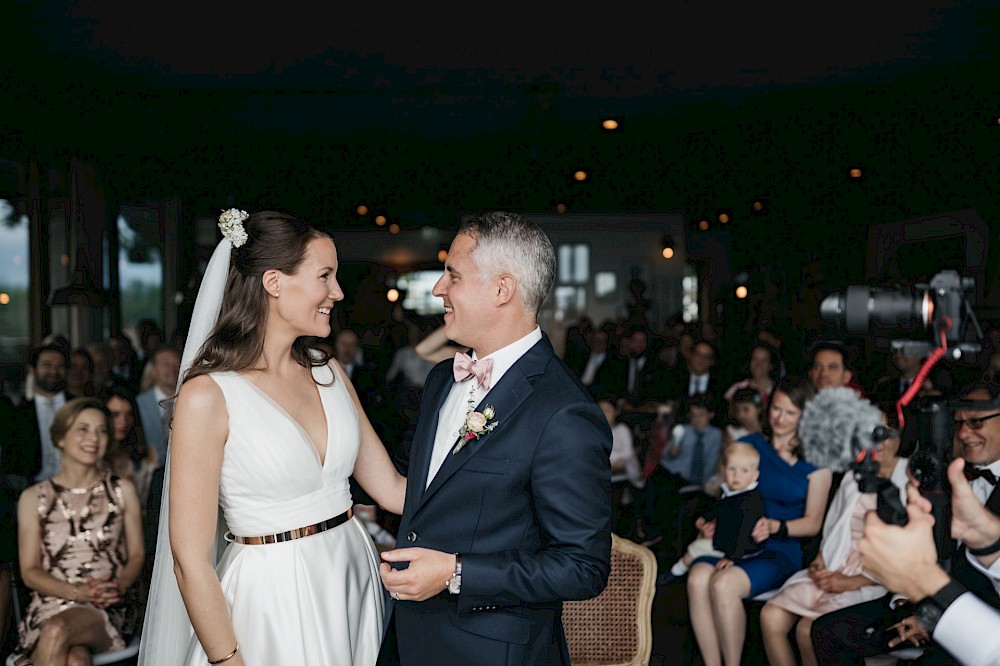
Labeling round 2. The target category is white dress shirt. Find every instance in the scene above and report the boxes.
[689,373,709,396]
[426,327,543,487]
[934,592,1000,666]
[35,391,67,481]
[580,352,606,386]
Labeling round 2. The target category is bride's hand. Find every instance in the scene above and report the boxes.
[379,548,456,602]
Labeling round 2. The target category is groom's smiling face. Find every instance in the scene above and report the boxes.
[433,233,494,351]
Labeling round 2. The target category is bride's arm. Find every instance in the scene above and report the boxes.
[333,360,407,515]
[169,375,245,666]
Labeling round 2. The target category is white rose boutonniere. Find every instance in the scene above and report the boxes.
[453,403,499,454]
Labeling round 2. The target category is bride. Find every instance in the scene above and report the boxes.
[139,209,405,665]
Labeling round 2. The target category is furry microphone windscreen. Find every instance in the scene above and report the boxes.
[798,387,884,472]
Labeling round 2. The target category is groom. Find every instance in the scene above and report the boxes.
[378,211,612,665]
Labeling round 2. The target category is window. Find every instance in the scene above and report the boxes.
[558,244,589,284]
[0,199,29,394]
[682,266,699,323]
[118,211,163,331]
[555,244,590,322]
[398,270,445,315]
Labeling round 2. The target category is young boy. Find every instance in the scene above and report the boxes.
[660,442,765,584]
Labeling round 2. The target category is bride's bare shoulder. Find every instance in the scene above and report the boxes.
[177,374,224,407]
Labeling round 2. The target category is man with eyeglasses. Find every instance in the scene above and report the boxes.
[811,380,1000,665]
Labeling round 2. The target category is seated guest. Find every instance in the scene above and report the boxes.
[723,387,764,450]
[579,328,610,389]
[597,397,644,536]
[667,340,724,426]
[662,442,765,586]
[135,346,179,465]
[639,393,722,548]
[723,343,779,408]
[102,385,159,507]
[12,397,144,666]
[593,324,661,408]
[688,377,832,666]
[761,416,907,666]
[66,348,97,398]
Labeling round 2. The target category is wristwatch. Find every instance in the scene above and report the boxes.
[447,553,463,594]
[913,580,966,634]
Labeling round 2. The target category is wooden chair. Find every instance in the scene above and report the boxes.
[563,533,658,666]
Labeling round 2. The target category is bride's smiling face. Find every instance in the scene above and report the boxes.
[271,237,344,338]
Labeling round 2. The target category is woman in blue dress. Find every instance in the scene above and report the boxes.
[688,377,833,666]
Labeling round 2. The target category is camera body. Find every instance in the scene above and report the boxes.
[821,270,984,561]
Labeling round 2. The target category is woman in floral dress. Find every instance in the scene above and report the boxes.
[13,397,145,666]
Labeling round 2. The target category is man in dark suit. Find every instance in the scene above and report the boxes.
[665,340,723,424]
[592,325,661,407]
[378,211,612,666]
[8,345,72,486]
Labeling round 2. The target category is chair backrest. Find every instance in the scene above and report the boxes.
[562,533,657,666]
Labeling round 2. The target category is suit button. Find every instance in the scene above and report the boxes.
[407,531,417,542]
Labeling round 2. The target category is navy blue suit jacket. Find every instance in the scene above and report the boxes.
[383,335,612,666]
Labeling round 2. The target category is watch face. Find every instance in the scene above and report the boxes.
[915,600,942,633]
[448,575,461,594]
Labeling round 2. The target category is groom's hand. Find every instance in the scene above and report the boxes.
[380,548,456,602]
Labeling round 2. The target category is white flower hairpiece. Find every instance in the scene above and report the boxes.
[218,208,249,248]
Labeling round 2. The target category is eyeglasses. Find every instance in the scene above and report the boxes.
[953,412,1000,431]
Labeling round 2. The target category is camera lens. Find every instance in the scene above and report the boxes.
[820,286,931,334]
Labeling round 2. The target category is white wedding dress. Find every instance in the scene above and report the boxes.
[179,363,385,665]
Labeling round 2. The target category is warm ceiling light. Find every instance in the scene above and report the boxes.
[556,203,567,213]
[356,205,369,216]
[602,119,619,130]
[752,201,764,212]
[0,293,9,305]
[389,223,400,234]
[718,213,730,224]
[375,215,387,226]
[849,168,863,178]
[662,247,674,259]
[574,171,587,181]
[386,288,400,303]
[437,249,448,263]
[698,220,709,231]
[736,286,748,299]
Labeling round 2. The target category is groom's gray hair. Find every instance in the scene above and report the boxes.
[459,211,556,314]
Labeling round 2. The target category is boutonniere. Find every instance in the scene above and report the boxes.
[453,403,500,454]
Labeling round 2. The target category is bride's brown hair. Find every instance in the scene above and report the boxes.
[184,210,332,383]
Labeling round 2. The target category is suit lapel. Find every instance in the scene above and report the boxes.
[414,336,554,513]
[407,366,455,509]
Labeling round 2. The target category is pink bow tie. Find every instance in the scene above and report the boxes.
[453,352,494,389]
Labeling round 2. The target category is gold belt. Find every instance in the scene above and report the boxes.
[232,509,353,545]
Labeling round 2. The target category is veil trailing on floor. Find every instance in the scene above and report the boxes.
[138,238,233,665]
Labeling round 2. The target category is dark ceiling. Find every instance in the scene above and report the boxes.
[3,0,1000,270]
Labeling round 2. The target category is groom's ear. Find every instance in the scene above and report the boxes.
[494,274,516,306]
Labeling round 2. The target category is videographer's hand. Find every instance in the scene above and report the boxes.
[889,614,931,649]
[945,457,1000,566]
[860,485,951,603]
